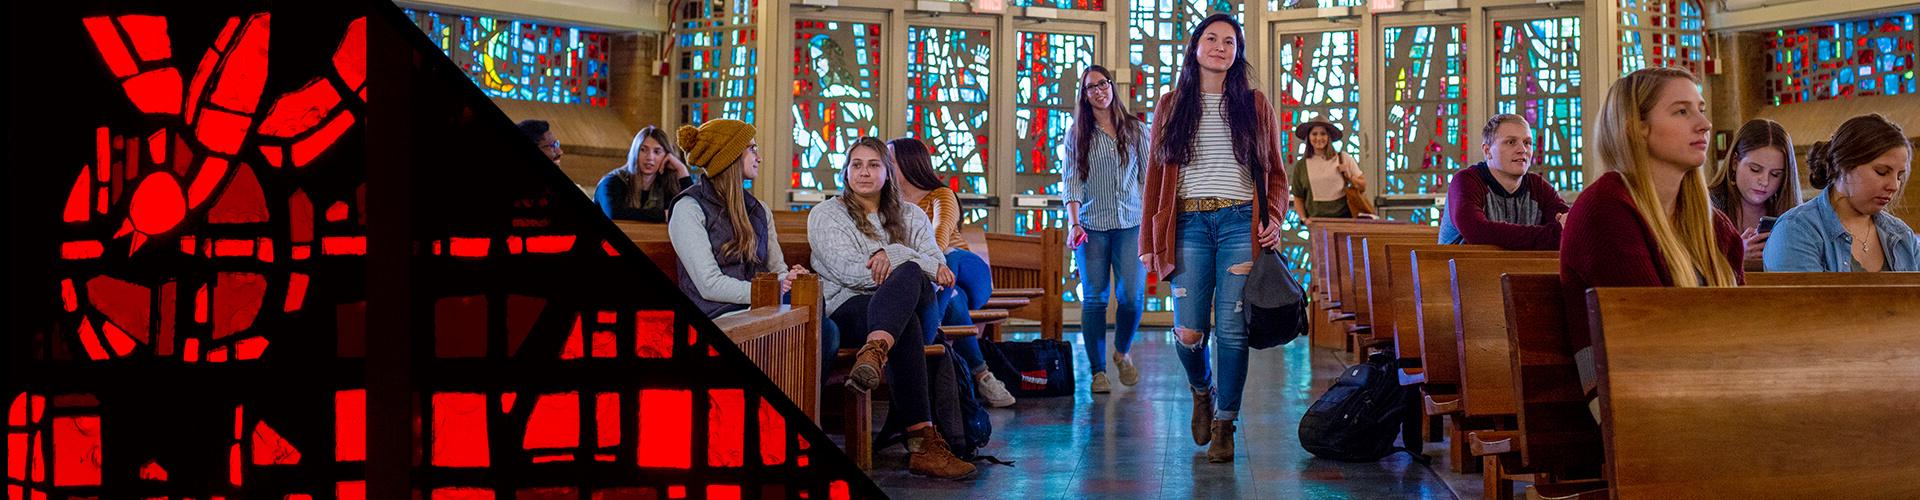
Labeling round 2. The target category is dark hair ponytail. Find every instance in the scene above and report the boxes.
[1808,114,1910,190]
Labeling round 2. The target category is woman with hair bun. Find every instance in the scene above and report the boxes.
[1763,113,1918,272]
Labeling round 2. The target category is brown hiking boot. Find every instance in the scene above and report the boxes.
[906,425,978,479]
[1191,387,1214,446]
[1207,420,1236,463]
[846,339,888,392]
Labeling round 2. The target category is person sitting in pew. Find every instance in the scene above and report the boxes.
[1764,113,1918,272]
[1561,67,1744,420]
[667,119,809,319]
[886,136,1016,407]
[597,126,694,222]
[1706,119,1799,270]
[1437,113,1571,250]
[809,136,976,480]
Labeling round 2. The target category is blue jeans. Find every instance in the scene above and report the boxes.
[919,249,992,373]
[1170,203,1254,421]
[1075,226,1146,374]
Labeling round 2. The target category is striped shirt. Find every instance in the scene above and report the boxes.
[1178,93,1255,201]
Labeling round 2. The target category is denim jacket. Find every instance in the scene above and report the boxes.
[1763,186,1920,272]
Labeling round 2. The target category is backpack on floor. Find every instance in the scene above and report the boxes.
[878,344,1008,466]
[979,338,1075,398]
[1298,352,1430,463]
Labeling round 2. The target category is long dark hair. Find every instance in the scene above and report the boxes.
[1071,65,1145,181]
[1707,119,1798,221]
[621,126,683,209]
[1808,113,1910,191]
[887,137,947,192]
[1151,14,1265,173]
[840,137,913,244]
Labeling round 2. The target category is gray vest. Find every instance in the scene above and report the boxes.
[671,177,771,318]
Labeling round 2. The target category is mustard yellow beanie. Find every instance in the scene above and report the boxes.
[676,119,755,176]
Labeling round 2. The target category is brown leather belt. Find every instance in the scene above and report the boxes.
[1180,197,1250,213]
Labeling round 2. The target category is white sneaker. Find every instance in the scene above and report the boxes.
[975,370,1017,408]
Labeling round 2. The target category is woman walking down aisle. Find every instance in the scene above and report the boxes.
[1062,64,1151,395]
[1137,14,1291,464]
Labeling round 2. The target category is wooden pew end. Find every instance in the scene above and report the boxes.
[1468,430,1518,456]
[1424,393,1460,416]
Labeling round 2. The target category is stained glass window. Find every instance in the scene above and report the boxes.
[905,25,994,226]
[1494,17,1584,193]
[404,9,611,107]
[1013,31,1094,236]
[791,20,884,193]
[1765,13,1919,105]
[1127,0,1243,123]
[1618,0,1711,75]
[677,0,759,124]
[1269,0,1363,11]
[1011,0,1107,10]
[1381,24,1468,197]
[1275,31,1362,163]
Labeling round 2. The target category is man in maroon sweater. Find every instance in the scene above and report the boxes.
[1437,114,1571,250]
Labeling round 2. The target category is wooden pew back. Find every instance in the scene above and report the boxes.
[1590,285,1920,498]
[714,275,824,421]
[1746,271,1920,286]
[1411,249,1551,387]
[1327,225,1435,309]
[1352,232,1442,327]
[984,228,1066,340]
[1310,219,1415,300]
[1450,256,1558,417]
[1501,273,1604,471]
[1383,243,1494,377]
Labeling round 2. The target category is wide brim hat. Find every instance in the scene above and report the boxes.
[1292,120,1343,142]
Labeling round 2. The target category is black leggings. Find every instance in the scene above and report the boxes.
[829,261,937,426]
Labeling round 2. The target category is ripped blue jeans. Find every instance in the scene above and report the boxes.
[1169,203,1253,421]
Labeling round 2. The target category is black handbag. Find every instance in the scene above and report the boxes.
[979,339,1075,397]
[1245,159,1309,349]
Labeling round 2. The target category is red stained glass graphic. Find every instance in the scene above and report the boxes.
[123,68,184,115]
[334,18,366,93]
[432,393,491,467]
[129,172,186,235]
[51,416,101,487]
[139,460,167,481]
[258,79,343,139]
[434,487,496,500]
[634,310,673,358]
[434,295,487,358]
[759,397,785,466]
[210,272,266,339]
[208,14,269,115]
[82,17,138,78]
[524,393,580,451]
[249,421,302,465]
[336,389,366,462]
[207,163,267,223]
[119,15,169,62]
[707,390,744,467]
[636,389,691,469]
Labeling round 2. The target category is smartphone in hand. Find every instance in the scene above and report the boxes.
[1758,216,1778,234]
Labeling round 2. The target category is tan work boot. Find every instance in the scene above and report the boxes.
[906,425,978,479]
[846,339,888,392]
[1112,351,1140,386]
[1207,419,1236,463]
[1090,371,1112,393]
[1191,387,1214,446]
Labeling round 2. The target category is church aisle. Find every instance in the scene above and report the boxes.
[867,329,1460,499]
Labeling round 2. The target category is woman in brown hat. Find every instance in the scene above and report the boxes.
[1287,120,1368,224]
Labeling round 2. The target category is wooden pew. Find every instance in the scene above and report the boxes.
[1310,219,1418,305]
[1448,256,1559,487]
[1346,232,1440,338]
[714,274,825,421]
[1588,285,1920,498]
[1357,235,1450,345]
[1385,243,1497,382]
[1327,225,1436,320]
[985,228,1066,341]
[1745,271,1920,286]
[1500,273,1607,490]
[1401,249,1549,474]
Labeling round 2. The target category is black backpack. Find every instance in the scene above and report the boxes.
[1298,352,1430,463]
[879,345,1009,466]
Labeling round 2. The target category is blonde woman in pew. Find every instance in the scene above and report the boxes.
[665,119,810,320]
[1435,113,1571,250]
[1560,67,1745,422]
[1062,64,1151,395]
[1764,113,1918,272]
[1137,14,1291,464]
[1707,118,1800,271]
[807,137,976,480]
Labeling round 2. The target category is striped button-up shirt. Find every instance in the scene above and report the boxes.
[1061,120,1151,231]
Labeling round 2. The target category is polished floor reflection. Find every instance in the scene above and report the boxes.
[863,329,1462,499]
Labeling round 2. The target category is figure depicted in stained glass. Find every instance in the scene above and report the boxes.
[886,137,1017,408]
[669,120,810,318]
[1436,114,1571,250]
[1287,121,1369,224]
[597,126,693,222]
[1764,114,1918,273]
[808,137,978,480]
[1137,14,1292,464]
[1062,64,1151,395]
[792,23,881,191]
[1706,119,1799,270]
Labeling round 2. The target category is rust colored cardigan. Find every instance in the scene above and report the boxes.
[1139,89,1292,278]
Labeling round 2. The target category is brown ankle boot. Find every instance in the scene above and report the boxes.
[1191,387,1214,446]
[847,339,888,392]
[906,426,977,480]
[1207,419,1236,463]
